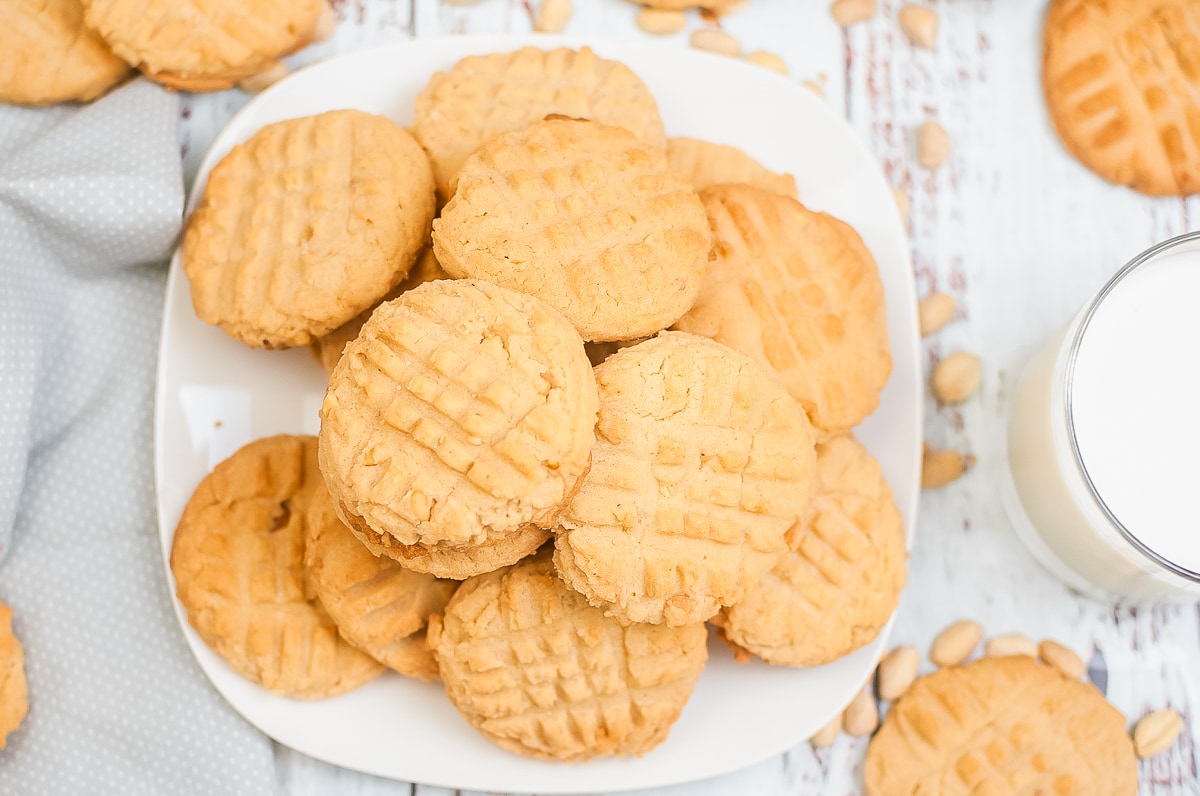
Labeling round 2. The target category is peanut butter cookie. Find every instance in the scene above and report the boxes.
[433,552,708,761]
[183,110,435,349]
[319,279,597,551]
[434,118,709,342]
[865,655,1137,795]
[0,0,130,105]
[304,479,456,680]
[673,184,891,437]
[412,46,666,200]
[1044,0,1200,195]
[84,0,327,91]
[554,332,818,626]
[170,435,383,698]
[715,435,906,666]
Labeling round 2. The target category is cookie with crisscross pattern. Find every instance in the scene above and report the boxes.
[714,434,906,667]
[304,479,457,679]
[318,279,598,552]
[433,118,709,342]
[432,552,708,761]
[412,46,666,200]
[170,435,383,699]
[0,0,131,105]
[83,0,327,91]
[554,332,817,626]
[865,655,1137,795]
[1044,0,1200,195]
[183,110,435,349]
[673,184,891,437]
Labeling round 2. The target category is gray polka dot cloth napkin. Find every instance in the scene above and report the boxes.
[0,80,275,795]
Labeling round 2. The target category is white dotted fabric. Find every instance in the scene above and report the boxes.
[0,80,274,794]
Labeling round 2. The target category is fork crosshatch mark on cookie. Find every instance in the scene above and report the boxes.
[864,656,1137,795]
[319,279,598,550]
[170,435,384,699]
[83,0,327,91]
[554,332,818,626]
[715,434,907,667]
[1043,0,1200,195]
[433,552,708,761]
[673,184,891,437]
[412,46,667,200]
[304,480,457,679]
[183,110,435,349]
[433,117,710,342]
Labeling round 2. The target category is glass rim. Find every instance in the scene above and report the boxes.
[1062,230,1200,585]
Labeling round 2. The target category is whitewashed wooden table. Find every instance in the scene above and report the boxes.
[180,1,1200,793]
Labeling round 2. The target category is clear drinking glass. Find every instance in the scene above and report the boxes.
[1003,231,1200,603]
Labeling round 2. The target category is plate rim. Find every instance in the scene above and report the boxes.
[154,33,923,793]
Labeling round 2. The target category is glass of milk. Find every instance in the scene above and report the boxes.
[1004,231,1200,603]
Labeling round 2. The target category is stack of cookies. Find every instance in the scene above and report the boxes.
[170,45,907,762]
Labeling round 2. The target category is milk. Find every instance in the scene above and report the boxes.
[1005,234,1200,602]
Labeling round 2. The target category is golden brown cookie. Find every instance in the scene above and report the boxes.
[183,110,435,349]
[865,655,1137,795]
[665,137,797,196]
[433,118,710,342]
[0,0,131,105]
[554,332,818,626]
[1043,0,1200,196]
[311,248,449,374]
[83,0,326,91]
[304,478,457,679]
[0,602,28,750]
[432,551,708,761]
[170,435,384,699]
[672,184,891,437]
[714,435,906,666]
[319,279,598,551]
[412,46,667,200]
[347,520,550,581]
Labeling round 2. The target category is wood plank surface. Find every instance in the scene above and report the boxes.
[180,1,1200,793]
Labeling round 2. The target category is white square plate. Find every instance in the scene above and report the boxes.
[154,35,922,794]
